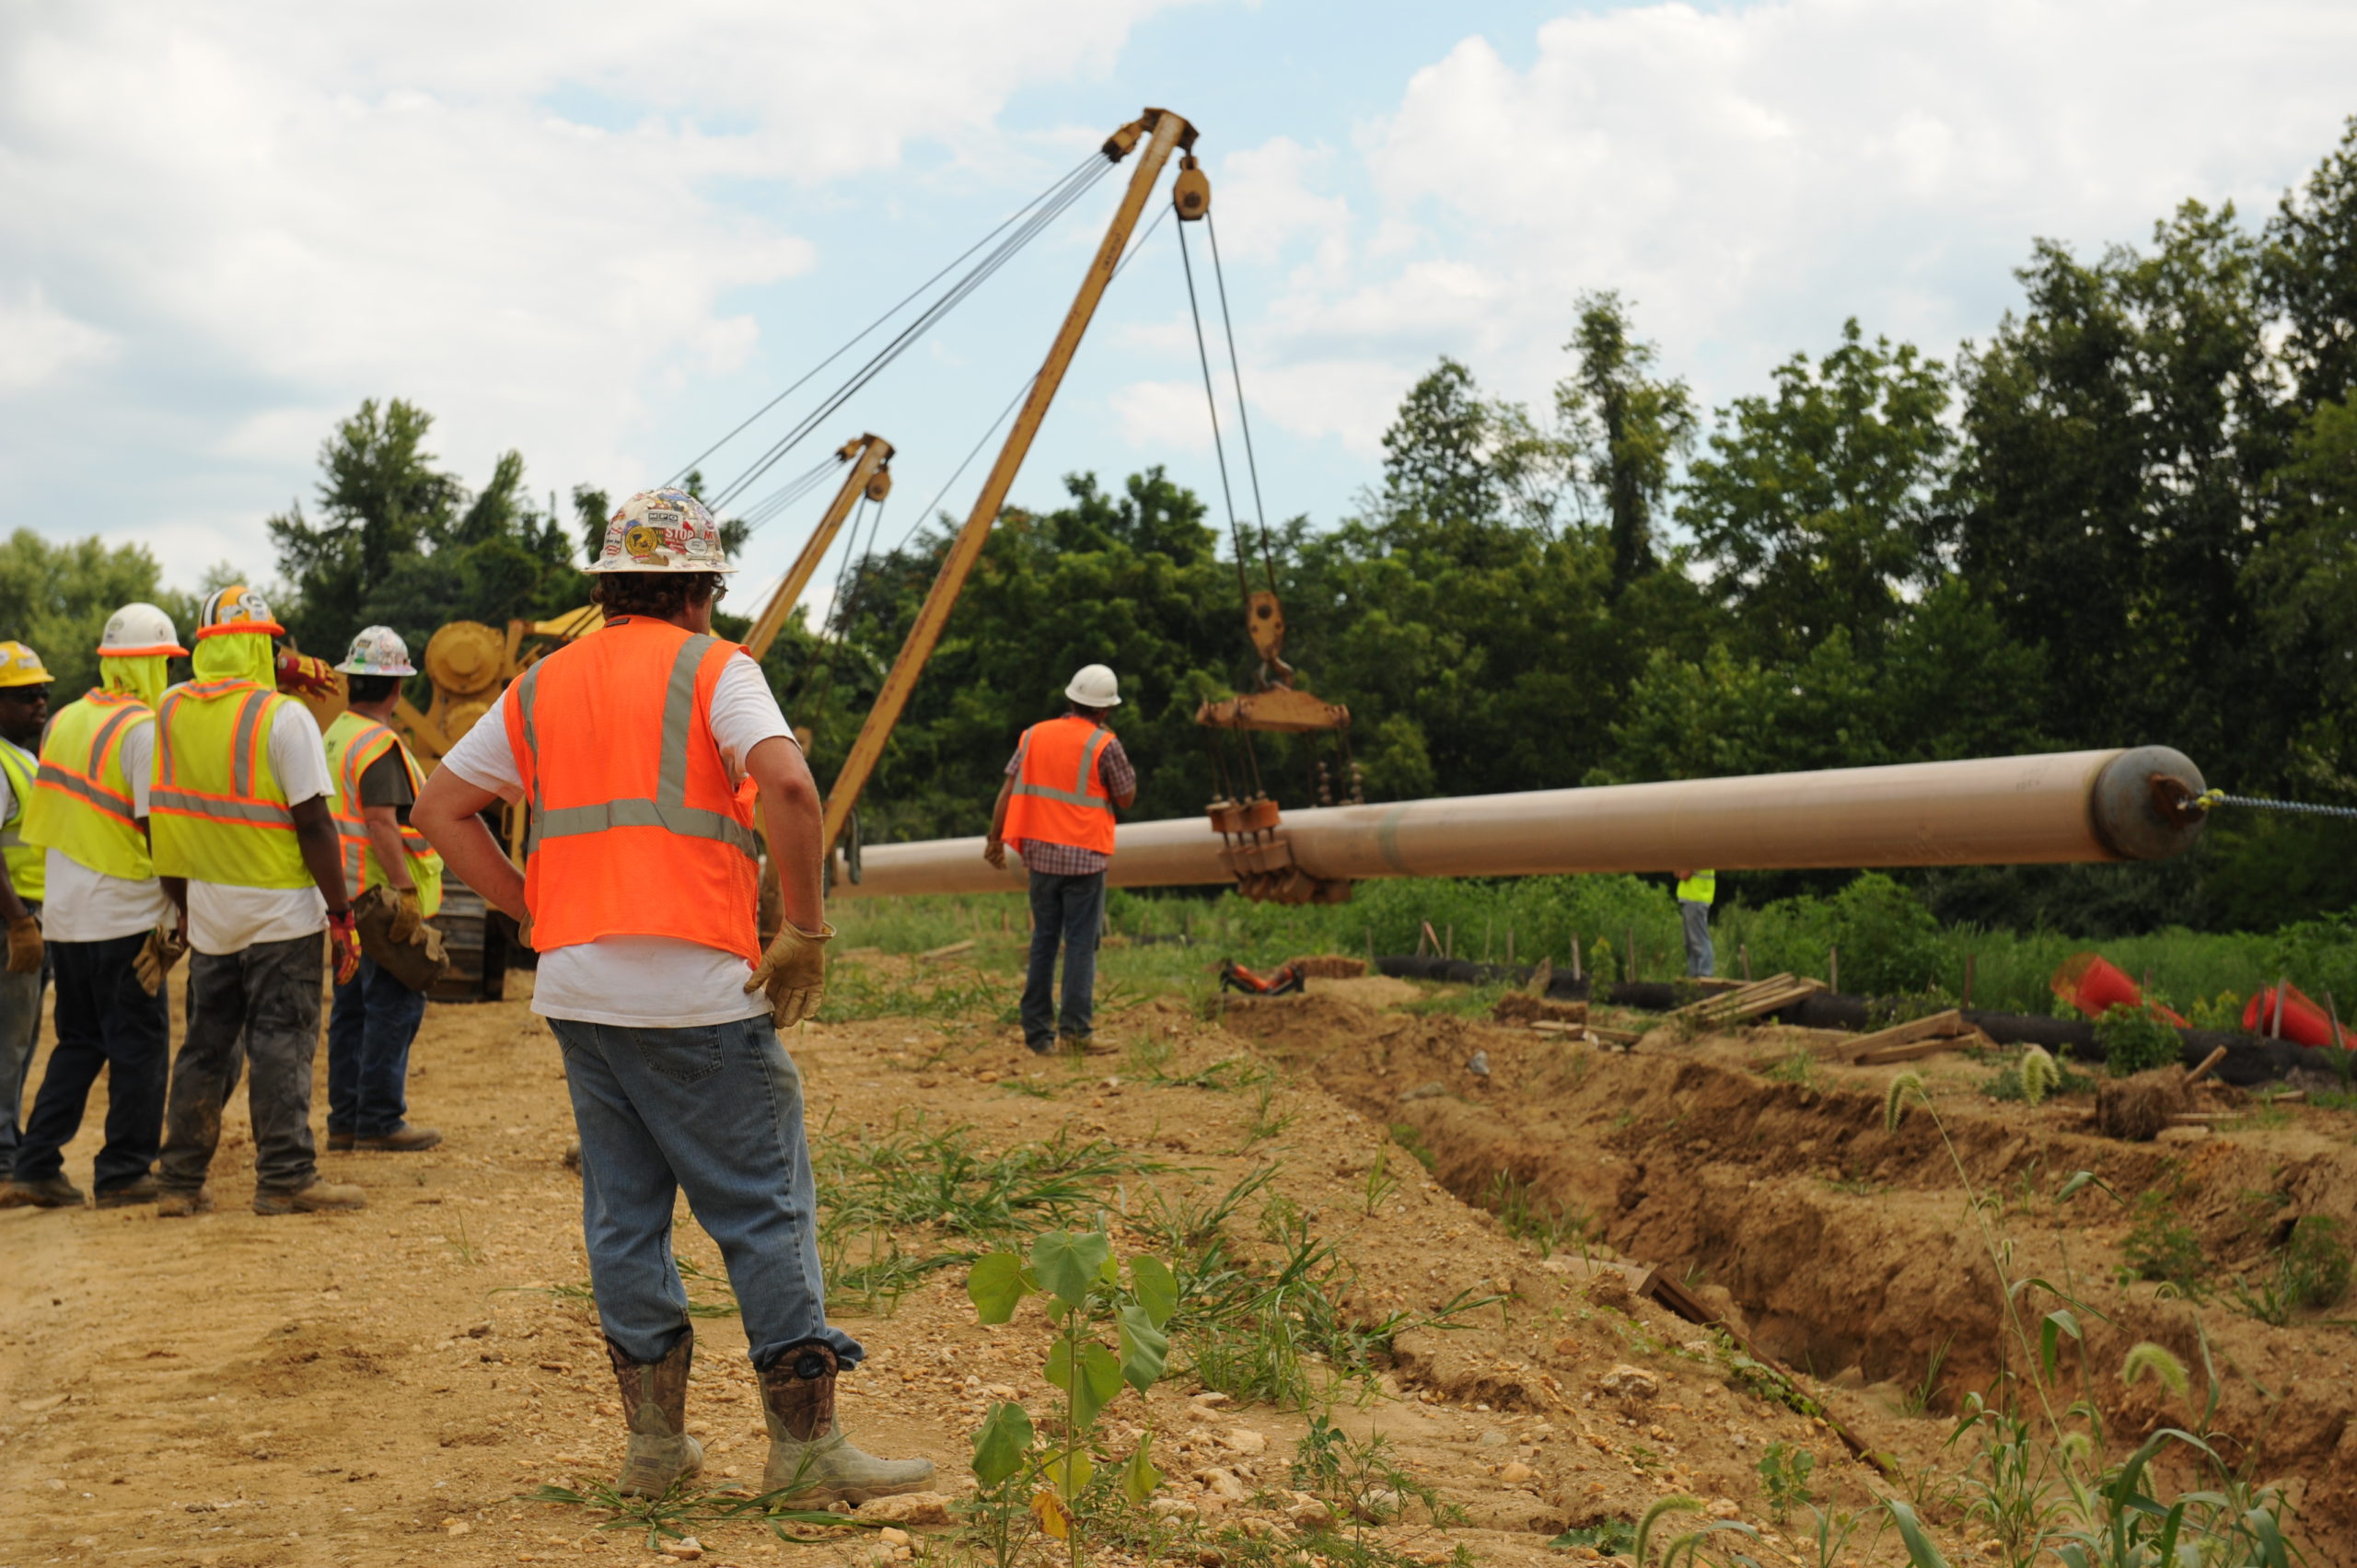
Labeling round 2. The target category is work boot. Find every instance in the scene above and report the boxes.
[758,1342,934,1506]
[325,1129,356,1152]
[0,1176,85,1209]
[608,1330,702,1497]
[94,1175,159,1209]
[353,1123,441,1152]
[156,1186,214,1218]
[251,1179,366,1215]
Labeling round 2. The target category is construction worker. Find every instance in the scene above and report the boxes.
[149,586,365,1218]
[1675,868,1716,978]
[0,641,53,1168]
[413,488,932,1506]
[321,626,444,1153]
[0,609,187,1210]
[982,663,1136,1054]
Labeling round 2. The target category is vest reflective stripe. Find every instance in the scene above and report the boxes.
[323,711,446,918]
[1009,725,1114,809]
[150,682,311,889]
[517,636,763,861]
[1676,870,1716,905]
[1003,714,1117,858]
[25,693,155,881]
[506,618,762,960]
[0,740,43,900]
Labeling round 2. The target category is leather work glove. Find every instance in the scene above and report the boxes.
[134,925,190,995]
[387,887,424,945]
[6,913,41,975]
[327,906,362,986]
[742,921,834,1028]
[273,649,339,698]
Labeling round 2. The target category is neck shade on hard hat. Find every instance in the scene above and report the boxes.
[192,630,278,688]
[101,654,173,707]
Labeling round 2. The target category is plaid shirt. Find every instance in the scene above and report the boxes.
[1004,726,1133,876]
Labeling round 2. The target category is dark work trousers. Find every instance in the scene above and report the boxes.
[0,898,48,1165]
[1021,870,1106,1048]
[159,933,326,1198]
[11,932,170,1192]
[326,956,427,1138]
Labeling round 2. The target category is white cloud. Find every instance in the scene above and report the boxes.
[0,285,115,392]
[1230,0,2357,453]
[0,0,1194,585]
[1109,378,1214,452]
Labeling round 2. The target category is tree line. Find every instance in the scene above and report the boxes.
[13,121,2352,935]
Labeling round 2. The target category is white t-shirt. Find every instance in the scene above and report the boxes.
[436,653,794,1028]
[43,717,174,943]
[183,701,337,957]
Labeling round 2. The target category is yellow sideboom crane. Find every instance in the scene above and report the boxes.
[742,434,895,662]
[813,108,1202,857]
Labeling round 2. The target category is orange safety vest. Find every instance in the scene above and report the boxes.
[1004,714,1117,858]
[505,616,761,961]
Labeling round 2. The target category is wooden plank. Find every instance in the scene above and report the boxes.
[917,938,977,964]
[1845,1009,1967,1063]
[1853,1026,1991,1067]
[1588,1025,1643,1049]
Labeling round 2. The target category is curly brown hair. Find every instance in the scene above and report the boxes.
[589,572,726,621]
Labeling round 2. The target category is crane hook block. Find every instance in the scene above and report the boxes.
[865,468,893,502]
[1173,155,1211,222]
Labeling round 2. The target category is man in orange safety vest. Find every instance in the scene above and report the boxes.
[984,663,1137,1054]
[414,487,932,1508]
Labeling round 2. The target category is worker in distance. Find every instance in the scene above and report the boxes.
[414,488,932,1504]
[984,662,1137,1053]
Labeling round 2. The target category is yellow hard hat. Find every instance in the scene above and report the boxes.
[196,584,284,639]
[0,641,52,689]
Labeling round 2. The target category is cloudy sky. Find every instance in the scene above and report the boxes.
[4,0,2353,616]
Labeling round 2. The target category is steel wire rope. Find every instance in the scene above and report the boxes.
[736,454,843,535]
[1204,210,1280,593]
[667,149,1105,489]
[707,156,1120,511]
[2194,790,2357,821]
[1175,217,1253,606]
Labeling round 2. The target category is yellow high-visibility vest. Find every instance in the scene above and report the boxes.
[322,711,444,918]
[1676,869,1716,905]
[0,738,43,901]
[150,679,312,889]
[23,692,155,881]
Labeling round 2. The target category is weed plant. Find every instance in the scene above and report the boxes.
[1755,1440,1818,1523]
[2227,1214,2351,1324]
[2094,1003,2185,1076]
[1878,1074,2303,1563]
[2119,1191,2206,1292]
[1482,1168,1592,1258]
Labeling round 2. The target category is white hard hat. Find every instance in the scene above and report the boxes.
[1064,663,1120,707]
[98,602,187,657]
[196,584,284,638]
[586,488,738,575]
[335,624,416,676]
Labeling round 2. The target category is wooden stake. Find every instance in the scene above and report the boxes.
[1571,935,1584,982]
[2328,989,2345,1051]
[1740,943,1752,982]
[1829,946,1840,994]
[1445,923,1454,961]
[1506,927,1515,965]
[1963,952,1977,1009]
[2270,975,2288,1040]
[1627,925,1637,984]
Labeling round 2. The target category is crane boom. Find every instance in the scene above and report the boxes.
[817,108,1197,857]
[742,434,895,663]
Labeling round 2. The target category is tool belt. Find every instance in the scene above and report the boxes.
[353,884,450,993]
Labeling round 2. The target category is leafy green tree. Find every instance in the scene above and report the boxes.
[2262,116,2357,409]
[1378,358,1565,536]
[0,531,194,702]
[1954,203,2278,774]
[1556,292,1695,593]
[1680,320,1954,659]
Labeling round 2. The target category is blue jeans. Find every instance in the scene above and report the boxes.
[1680,900,1715,978]
[1022,871,1105,1046]
[548,1015,860,1371]
[0,899,48,1162]
[327,956,428,1137]
[13,931,168,1191]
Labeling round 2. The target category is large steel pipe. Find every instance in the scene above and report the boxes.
[830,746,2205,900]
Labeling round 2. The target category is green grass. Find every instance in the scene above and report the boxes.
[829,879,2317,1023]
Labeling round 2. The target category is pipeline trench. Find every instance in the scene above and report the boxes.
[1217,987,2357,1557]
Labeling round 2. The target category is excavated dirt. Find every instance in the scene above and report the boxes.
[1223,991,2357,1559]
[3,962,2351,1564]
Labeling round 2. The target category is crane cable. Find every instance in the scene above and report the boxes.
[668,149,1106,491]
[1205,210,1279,595]
[1175,215,1253,606]
[2191,789,2357,821]
[705,155,1119,511]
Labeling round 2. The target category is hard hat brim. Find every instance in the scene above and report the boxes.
[0,674,52,689]
[333,659,418,676]
[1064,684,1121,706]
[582,559,739,575]
[194,621,285,640]
[99,642,190,657]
